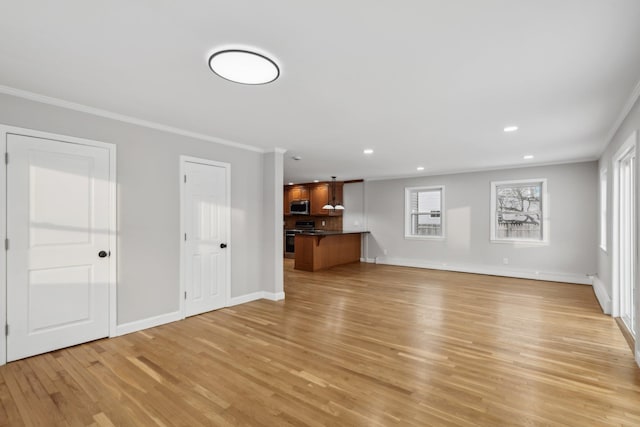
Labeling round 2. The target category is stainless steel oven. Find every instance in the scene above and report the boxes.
[284,220,315,257]
[285,230,296,256]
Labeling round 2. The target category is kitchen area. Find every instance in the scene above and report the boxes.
[284,179,369,272]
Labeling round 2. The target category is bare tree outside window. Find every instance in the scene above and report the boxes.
[491,179,547,242]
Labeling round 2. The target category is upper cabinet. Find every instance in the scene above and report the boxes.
[285,181,344,216]
[289,185,309,201]
[330,182,344,216]
[284,185,309,216]
[283,188,291,215]
[310,183,329,215]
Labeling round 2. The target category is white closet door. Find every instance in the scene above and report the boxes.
[183,160,229,317]
[7,134,111,361]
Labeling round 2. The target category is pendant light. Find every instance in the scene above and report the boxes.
[322,176,345,210]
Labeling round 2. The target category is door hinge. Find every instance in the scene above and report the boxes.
[184,174,187,183]
[184,291,187,300]
[184,233,187,241]
[4,152,8,164]
[4,238,8,250]
[5,324,8,336]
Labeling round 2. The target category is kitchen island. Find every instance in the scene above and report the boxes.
[294,231,369,272]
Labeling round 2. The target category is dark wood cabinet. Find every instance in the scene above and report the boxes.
[284,185,310,216]
[284,181,344,216]
[332,183,344,217]
[289,185,309,201]
[283,188,291,215]
[310,183,329,215]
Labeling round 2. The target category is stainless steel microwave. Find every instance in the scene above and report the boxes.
[290,200,310,215]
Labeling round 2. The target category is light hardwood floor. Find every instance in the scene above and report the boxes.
[1,260,639,426]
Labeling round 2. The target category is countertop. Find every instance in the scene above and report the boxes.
[296,230,370,236]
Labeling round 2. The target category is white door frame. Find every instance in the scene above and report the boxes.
[179,155,231,319]
[612,131,636,320]
[0,124,117,366]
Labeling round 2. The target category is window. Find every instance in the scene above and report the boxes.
[600,169,607,251]
[405,186,444,239]
[490,179,548,243]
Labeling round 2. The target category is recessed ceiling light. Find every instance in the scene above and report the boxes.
[523,154,534,160]
[363,149,374,154]
[313,180,319,183]
[288,182,294,185]
[209,49,279,85]
[504,126,519,132]
[417,166,425,171]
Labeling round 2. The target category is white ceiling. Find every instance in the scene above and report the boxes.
[1,1,640,183]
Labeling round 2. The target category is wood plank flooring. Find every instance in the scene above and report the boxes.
[1,260,639,426]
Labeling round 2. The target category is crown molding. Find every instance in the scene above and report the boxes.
[0,85,265,153]
[601,77,640,156]
[363,157,598,182]
[265,147,288,154]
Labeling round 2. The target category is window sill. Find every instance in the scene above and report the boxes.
[490,239,549,246]
[404,235,445,241]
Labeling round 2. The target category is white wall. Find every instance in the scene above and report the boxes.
[343,182,365,231]
[261,151,284,300]
[0,92,275,327]
[365,161,597,284]
[597,93,640,364]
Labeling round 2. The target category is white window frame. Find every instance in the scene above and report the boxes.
[600,168,608,252]
[490,178,549,244]
[404,185,445,240]
[611,130,636,321]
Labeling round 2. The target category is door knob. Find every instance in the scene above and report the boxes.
[220,243,227,249]
[98,250,108,258]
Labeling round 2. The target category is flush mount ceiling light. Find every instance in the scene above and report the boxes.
[208,49,279,85]
[504,125,519,132]
[417,166,425,171]
[523,154,534,160]
[363,149,374,154]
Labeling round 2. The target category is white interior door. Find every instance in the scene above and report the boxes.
[6,134,111,361]
[182,159,229,317]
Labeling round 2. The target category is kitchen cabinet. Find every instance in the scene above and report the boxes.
[283,189,290,215]
[332,183,344,216]
[284,185,310,215]
[309,182,344,216]
[289,185,309,201]
[310,183,329,215]
[294,231,367,271]
[284,181,343,216]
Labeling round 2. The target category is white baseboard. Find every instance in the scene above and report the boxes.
[590,276,612,314]
[116,291,286,336]
[373,256,592,285]
[228,292,264,306]
[116,310,182,336]
[229,291,285,306]
[263,291,285,301]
